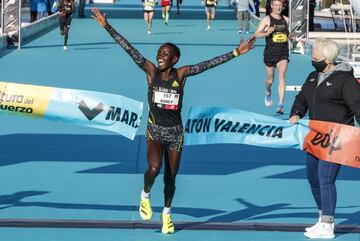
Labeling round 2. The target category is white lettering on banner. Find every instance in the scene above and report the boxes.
[154,91,179,106]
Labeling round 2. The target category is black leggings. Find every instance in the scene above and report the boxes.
[171,0,182,13]
[144,140,181,207]
[60,14,72,46]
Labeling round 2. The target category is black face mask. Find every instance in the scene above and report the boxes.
[312,59,328,73]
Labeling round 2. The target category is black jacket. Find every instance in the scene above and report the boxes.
[290,63,360,126]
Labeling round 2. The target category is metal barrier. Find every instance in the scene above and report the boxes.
[20,12,59,45]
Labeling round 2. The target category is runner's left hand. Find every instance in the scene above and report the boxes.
[91,7,108,28]
[236,35,256,55]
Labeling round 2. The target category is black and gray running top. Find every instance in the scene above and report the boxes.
[148,69,183,126]
[103,23,238,126]
[264,14,289,56]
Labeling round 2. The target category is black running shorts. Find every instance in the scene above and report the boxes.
[146,124,184,152]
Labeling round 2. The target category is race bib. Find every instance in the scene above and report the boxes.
[272,33,288,43]
[153,90,180,110]
[146,1,154,6]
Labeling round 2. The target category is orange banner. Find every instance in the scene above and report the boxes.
[303,120,360,168]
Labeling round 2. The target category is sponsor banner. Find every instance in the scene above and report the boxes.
[184,106,309,149]
[304,120,360,168]
[184,106,360,168]
[0,82,143,140]
[0,82,53,117]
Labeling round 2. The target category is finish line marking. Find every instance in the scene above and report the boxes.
[0,219,359,233]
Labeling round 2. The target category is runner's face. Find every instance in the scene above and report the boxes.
[156,45,177,70]
[271,0,283,15]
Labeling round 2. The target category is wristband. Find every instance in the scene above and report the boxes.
[232,49,239,57]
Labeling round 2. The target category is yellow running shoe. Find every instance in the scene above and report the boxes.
[161,213,175,234]
[139,198,152,220]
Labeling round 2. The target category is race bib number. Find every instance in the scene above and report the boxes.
[272,33,288,43]
[153,90,180,110]
[146,1,154,6]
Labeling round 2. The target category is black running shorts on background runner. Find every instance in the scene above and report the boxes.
[264,54,289,67]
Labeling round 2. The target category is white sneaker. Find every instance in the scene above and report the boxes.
[245,31,249,34]
[237,30,242,34]
[63,46,68,51]
[207,25,211,31]
[147,30,151,35]
[304,222,335,239]
[306,217,321,232]
[264,92,272,107]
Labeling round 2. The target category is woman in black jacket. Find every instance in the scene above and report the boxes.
[289,38,360,239]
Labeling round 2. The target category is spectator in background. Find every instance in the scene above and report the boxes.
[281,0,288,16]
[170,0,182,14]
[37,0,48,18]
[78,0,86,17]
[51,0,59,13]
[250,0,260,17]
[236,0,252,34]
[309,0,316,31]
[265,0,271,15]
[46,0,53,16]
[29,0,38,22]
